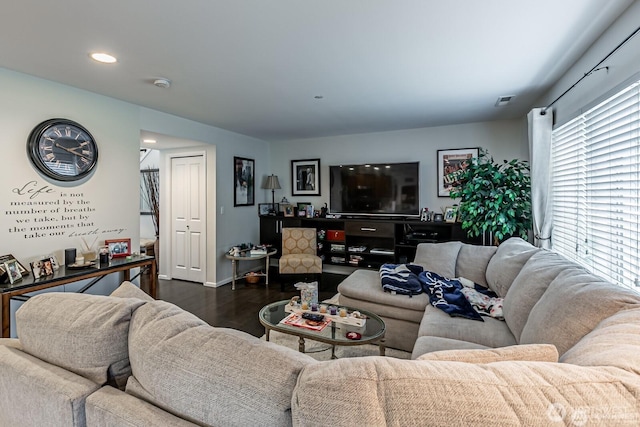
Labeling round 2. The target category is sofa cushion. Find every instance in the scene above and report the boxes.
[455,244,497,286]
[128,300,316,427]
[417,344,558,363]
[520,268,640,356]
[337,269,430,319]
[16,293,145,388]
[502,250,577,341]
[291,356,640,426]
[0,345,100,427]
[110,280,154,302]
[485,237,539,297]
[412,241,462,278]
[418,305,517,348]
[86,386,198,427]
[560,307,640,375]
[411,336,489,359]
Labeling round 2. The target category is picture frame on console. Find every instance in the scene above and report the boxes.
[234,156,255,206]
[291,159,320,196]
[282,204,294,217]
[437,148,479,197]
[105,238,131,258]
[258,203,279,216]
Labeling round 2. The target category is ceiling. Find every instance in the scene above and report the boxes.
[0,1,634,142]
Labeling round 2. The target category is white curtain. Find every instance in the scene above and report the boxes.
[527,108,553,249]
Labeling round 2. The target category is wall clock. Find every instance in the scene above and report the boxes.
[27,118,98,182]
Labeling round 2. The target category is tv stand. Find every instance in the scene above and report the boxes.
[259,215,479,270]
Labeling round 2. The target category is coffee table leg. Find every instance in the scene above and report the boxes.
[379,339,386,356]
[298,336,305,353]
[331,345,337,359]
[265,328,270,342]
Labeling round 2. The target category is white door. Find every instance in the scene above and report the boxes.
[171,155,206,283]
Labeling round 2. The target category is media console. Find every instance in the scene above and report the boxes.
[259,215,480,270]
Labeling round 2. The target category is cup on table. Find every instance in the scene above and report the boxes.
[339,307,348,317]
[301,301,309,310]
[329,305,337,315]
[319,304,328,313]
[311,303,318,311]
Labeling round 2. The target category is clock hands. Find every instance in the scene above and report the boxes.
[54,142,92,161]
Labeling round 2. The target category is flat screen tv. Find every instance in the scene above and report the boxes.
[329,162,419,217]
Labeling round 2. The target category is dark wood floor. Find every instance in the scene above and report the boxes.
[150,268,346,338]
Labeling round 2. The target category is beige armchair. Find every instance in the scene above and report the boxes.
[279,228,322,290]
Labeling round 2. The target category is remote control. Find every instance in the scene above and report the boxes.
[301,312,325,322]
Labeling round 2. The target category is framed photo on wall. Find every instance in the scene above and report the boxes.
[234,156,255,206]
[291,159,320,196]
[437,148,479,197]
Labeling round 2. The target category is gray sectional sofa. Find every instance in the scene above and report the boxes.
[1,237,640,426]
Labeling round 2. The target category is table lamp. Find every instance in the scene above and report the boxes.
[263,174,281,214]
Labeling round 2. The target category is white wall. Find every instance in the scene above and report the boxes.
[270,119,527,213]
[537,1,640,126]
[0,67,272,306]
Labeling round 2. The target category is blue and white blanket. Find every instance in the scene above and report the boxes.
[379,263,424,297]
[418,270,504,322]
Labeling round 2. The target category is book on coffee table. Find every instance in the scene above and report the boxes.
[281,313,331,332]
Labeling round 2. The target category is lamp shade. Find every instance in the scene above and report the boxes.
[263,174,281,190]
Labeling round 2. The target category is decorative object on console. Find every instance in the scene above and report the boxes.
[449,149,532,243]
[444,206,457,223]
[259,203,279,216]
[282,204,294,217]
[105,238,131,258]
[291,159,320,196]
[64,248,76,267]
[27,118,99,182]
[437,147,479,197]
[262,174,281,214]
[234,156,255,206]
[0,254,29,279]
[3,259,23,284]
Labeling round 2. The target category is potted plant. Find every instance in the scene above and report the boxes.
[449,149,532,244]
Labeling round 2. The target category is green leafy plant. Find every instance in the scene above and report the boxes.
[449,150,532,243]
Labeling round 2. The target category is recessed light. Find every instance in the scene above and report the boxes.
[90,52,117,64]
[143,139,157,144]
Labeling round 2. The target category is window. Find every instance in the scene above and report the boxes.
[551,80,640,289]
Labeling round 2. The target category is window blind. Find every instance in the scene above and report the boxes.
[551,81,640,289]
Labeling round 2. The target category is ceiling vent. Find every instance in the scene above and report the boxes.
[495,95,515,107]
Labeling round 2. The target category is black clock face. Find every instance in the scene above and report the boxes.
[27,119,98,181]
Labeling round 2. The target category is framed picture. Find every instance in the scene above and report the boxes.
[282,204,295,217]
[297,202,311,217]
[0,254,29,277]
[3,259,23,284]
[291,159,321,196]
[234,156,255,206]
[105,238,131,258]
[258,203,279,215]
[444,206,457,223]
[437,148,479,197]
[40,258,55,276]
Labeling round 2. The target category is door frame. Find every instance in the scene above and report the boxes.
[160,149,208,284]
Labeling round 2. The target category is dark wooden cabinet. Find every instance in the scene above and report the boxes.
[259,215,480,269]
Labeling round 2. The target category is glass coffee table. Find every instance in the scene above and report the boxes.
[259,300,386,359]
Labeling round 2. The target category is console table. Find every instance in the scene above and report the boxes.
[0,255,156,338]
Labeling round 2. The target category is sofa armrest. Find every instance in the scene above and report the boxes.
[0,346,99,427]
[86,386,199,427]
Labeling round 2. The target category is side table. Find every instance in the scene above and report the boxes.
[225,249,277,290]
